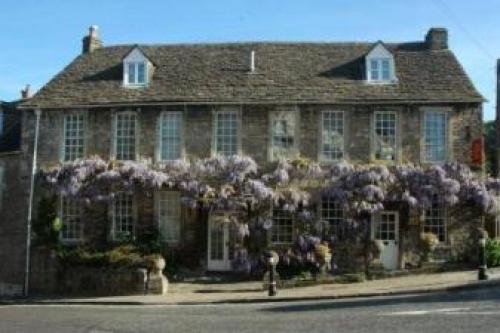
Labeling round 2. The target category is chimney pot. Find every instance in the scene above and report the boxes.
[21,84,31,100]
[426,27,448,50]
[82,25,103,54]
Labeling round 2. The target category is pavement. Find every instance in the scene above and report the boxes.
[2,268,500,306]
[2,287,500,332]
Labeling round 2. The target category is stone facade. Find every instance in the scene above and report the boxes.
[19,102,483,276]
[0,152,30,295]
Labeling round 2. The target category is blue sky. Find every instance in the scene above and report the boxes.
[1,0,498,120]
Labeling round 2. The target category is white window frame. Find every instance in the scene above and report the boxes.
[271,207,294,245]
[269,109,299,161]
[320,197,345,237]
[124,61,147,87]
[59,197,84,243]
[212,108,241,157]
[320,110,344,162]
[111,193,137,241]
[156,111,184,162]
[155,191,182,244]
[373,111,398,162]
[112,111,139,161]
[61,112,86,162]
[372,211,399,242]
[422,109,449,163]
[422,201,448,243]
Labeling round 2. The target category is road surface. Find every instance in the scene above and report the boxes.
[1,287,500,332]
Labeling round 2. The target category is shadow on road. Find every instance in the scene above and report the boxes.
[261,289,500,313]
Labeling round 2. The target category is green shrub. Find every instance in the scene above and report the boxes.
[57,245,159,270]
[486,239,500,267]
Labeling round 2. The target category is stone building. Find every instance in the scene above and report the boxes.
[17,26,484,276]
[0,98,28,296]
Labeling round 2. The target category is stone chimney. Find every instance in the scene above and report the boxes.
[20,84,31,100]
[82,25,102,54]
[425,27,448,50]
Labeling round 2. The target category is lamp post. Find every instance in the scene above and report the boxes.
[264,250,278,296]
[478,231,489,281]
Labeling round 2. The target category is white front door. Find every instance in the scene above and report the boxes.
[373,211,399,270]
[207,215,232,271]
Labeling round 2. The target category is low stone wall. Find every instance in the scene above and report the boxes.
[55,267,168,296]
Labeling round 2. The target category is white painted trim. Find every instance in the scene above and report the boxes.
[420,107,453,164]
[123,48,150,88]
[268,107,300,162]
[365,44,397,84]
[211,106,242,157]
[318,110,345,163]
[58,196,84,244]
[155,190,182,244]
[59,110,88,163]
[111,110,140,161]
[155,111,185,163]
[110,193,137,241]
[371,110,399,163]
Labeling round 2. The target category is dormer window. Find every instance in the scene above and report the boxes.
[370,58,391,81]
[127,62,146,85]
[123,47,152,88]
[365,42,396,84]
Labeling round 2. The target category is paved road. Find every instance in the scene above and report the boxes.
[2,287,500,333]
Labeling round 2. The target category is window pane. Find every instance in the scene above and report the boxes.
[425,112,447,162]
[113,193,135,239]
[271,208,293,244]
[63,114,85,162]
[382,59,390,80]
[60,198,83,241]
[157,191,181,243]
[215,111,238,156]
[371,59,379,80]
[321,197,345,239]
[423,199,447,242]
[115,113,137,161]
[128,63,136,84]
[159,113,182,160]
[321,111,344,161]
[137,63,145,84]
[271,112,296,160]
[374,112,397,161]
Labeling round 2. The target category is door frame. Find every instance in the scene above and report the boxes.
[371,211,400,270]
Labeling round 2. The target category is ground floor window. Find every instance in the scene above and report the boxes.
[156,191,181,244]
[112,193,135,240]
[60,197,83,242]
[321,197,345,238]
[423,201,447,242]
[271,208,294,245]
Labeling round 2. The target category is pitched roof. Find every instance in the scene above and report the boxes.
[21,41,483,108]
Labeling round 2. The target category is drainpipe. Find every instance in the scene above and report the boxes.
[24,108,42,297]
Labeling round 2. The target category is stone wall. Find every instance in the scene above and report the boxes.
[0,152,29,295]
[19,103,483,274]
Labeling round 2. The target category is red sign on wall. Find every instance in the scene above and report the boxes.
[471,138,483,166]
